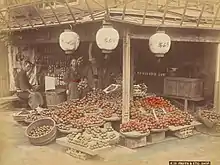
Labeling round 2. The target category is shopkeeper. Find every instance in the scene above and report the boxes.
[15,61,34,105]
[64,59,81,100]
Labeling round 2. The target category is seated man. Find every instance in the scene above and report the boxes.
[15,61,34,107]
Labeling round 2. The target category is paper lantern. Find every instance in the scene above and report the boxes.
[149,31,171,58]
[59,29,80,54]
[96,23,119,53]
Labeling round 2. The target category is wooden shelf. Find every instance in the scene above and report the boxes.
[56,137,112,156]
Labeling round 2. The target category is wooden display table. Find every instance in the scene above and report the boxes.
[164,95,204,111]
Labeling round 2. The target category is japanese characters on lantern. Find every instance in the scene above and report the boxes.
[96,24,119,53]
[59,29,80,54]
[149,31,171,57]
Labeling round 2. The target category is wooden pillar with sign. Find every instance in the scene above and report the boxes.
[122,29,131,124]
[214,44,220,113]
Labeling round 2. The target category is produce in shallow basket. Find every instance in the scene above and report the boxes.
[13,110,30,122]
[25,118,57,146]
[120,120,150,138]
[197,110,220,128]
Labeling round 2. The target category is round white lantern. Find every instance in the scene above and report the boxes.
[96,23,119,53]
[59,29,80,54]
[149,31,171,58]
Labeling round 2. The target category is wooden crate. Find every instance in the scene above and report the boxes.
[164,77,203,99]
[173,127,194,139]
[147,132,165,143]
[121,136,146,149]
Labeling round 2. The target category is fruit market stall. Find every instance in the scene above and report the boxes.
[12,85,205,155]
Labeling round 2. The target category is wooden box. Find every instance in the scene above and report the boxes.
[121,136,146,149]
[147,132,165,143]
[164,77,203,99]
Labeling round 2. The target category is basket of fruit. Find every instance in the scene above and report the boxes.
[13,110,30,122]
[25,118,57,146]
[25,111,43,124]
[120,120,150,138]
[57,123,83,134]
[197,110,220,128]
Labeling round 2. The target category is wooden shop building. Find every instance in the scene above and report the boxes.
[0,0,220,120]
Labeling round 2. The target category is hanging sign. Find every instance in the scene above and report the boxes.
[96,24,119,53]
[59,29,80,55]
[149,31,171,58]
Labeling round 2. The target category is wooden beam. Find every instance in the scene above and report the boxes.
[214,43,220,113]
[180,0,188,26]
[32,3,46,26]
[64,0,76,23]
[197,3,205,27]
[212,3,220,28]
[162,0,169,24]
[104,0,110,19]
[48,3,60,24]
[122,28,131,123]
[85,0,95,21]
[142,0,149,24]
[0,11,11,30]
[122,0,128,20]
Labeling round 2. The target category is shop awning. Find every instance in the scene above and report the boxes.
[1,0,220,32]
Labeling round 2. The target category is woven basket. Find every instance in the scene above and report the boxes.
[197,111,216,128]
[13,111,30,122]
[25,118,57,146]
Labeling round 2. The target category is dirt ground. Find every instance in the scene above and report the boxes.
[0,109,220,165]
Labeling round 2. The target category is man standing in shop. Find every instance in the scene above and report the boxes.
[15,61,34,107]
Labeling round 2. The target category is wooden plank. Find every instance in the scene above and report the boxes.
[142,0,149,24]
[64,0,76,23]
[197,3,205,27]
[180,0,188,26]
[122,28,131,123]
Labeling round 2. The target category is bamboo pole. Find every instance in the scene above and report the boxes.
[64,0,76,23]
[85,0,94,21]
[32,2,46,25]
[142,0,149,24]
[122,28,131,123]
[212,3,220,28]
[197,3,205,27]
[162,0,169,24]
[180,0,188,26]
[0,11,11,30]
[48,3,60,24]
[104,0,110,19]
[214,44,220,113]
[122,0,127,20]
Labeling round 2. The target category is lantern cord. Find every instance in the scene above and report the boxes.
[157,58,161,63]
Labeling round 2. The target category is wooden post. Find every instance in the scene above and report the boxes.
[130,46,134,100]
[122,29,131,123]
[214,44,220,113]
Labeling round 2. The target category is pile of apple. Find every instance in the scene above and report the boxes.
[120,120,149,133]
